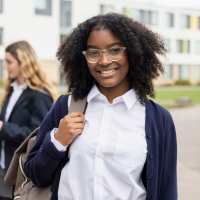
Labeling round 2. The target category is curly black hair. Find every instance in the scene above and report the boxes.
[57,13,166,105]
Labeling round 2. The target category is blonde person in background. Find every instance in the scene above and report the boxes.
[0,41,57,200]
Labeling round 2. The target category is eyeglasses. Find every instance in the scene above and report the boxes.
[82,47,126,63]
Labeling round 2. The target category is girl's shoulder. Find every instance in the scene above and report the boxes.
[147,99,174,125]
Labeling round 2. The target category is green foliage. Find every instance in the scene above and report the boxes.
[0,78,4,87]
[175,80,190,86]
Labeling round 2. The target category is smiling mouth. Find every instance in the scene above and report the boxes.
[98,68,118,74]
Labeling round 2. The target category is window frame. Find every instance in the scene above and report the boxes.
[100,5,114,15]
[0,28,3,45]
[60,0,72,43]
[179,65,189,80]
[0,0,2,13]
[35,0,52,16]
[163,64,173,79]
[180,14,190,28]
[166,13,174,27]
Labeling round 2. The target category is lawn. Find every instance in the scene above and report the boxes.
[152,89,200,110]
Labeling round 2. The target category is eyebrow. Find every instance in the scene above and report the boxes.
[86,42,123,49]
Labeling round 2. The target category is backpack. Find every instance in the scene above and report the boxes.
[4,94,87,200]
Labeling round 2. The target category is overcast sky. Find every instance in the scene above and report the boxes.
[127,0,200,10]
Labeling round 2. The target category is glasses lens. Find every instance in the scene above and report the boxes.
[107,47,124,61]
[86,50,100,63]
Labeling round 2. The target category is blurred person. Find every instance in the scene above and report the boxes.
[24,13,177,200]
[0,41,57,200]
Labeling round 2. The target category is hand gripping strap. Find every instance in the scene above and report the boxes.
[51,94,87,198]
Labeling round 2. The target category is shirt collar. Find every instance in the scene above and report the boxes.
[121,89,138,110]
[87,84,138,110]
[10,80,27,91]
[87,84,100,103]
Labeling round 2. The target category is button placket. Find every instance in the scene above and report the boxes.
[94,104,113,200]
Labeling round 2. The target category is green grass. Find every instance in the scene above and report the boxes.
[155,90,200,103]
[152,90,200,110]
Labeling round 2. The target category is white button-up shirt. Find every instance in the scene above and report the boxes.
[51,84,147,200]
[0,81,27,169]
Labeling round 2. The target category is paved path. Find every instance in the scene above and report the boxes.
[169,105,200,200]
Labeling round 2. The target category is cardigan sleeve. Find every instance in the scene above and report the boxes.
[159,113,178,200]
[24,95,68,187]
[0,90,53,144]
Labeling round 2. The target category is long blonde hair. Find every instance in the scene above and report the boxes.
[2,41,57,107]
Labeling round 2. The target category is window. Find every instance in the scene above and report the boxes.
[35,0,51,15]
[194,65,200,80]
[149,11,157,25]
[130,9,140,20]
[166,13,174,27]
[199,17,200,29]
[163,65,173,79]
[164,39,170,51]
[60,1,72,43]
[0,28,2,45]
[0,0,2,13]
[101,5,113,14]
[125,9,157,25]
[140,10,157,25]
[179,65,189,80]
[176,40,190,53]
[180,15,190,28]
[196,41,200,54]
[0,60,3,78]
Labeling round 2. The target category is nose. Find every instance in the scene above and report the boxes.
[98,51,112,66]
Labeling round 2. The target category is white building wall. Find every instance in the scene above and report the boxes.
[0,0,60,60]
[0,0,200,84]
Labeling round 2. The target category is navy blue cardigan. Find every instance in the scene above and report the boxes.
[24,94,177,200]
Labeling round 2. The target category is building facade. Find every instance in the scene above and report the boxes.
[0,0,200,85]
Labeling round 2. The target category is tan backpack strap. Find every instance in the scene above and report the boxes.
[68,94,87,115]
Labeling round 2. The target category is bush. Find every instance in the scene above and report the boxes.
[0,78,4,87]
[175,80,190,86]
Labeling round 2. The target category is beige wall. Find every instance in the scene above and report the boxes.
[39,60,60,85]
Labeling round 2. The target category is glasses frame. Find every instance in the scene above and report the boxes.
[82,47,126,63]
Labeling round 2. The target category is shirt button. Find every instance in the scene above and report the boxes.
[149,174,153,179]
[102,129,106,133]
[96,180,102,185]
[148,194,152,199]
[100,96,103,100]
[149,154,153,159]
[148,134,151,138]
[106,106,110,110]
[97,153,102,157]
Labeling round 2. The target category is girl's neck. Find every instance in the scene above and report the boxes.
[17,75,25,86]
[98,76,131,104]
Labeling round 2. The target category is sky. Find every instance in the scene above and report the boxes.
[126,0,200,10]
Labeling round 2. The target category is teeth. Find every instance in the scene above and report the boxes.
[100,69,115,74]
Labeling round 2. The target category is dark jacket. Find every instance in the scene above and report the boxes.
[24,94,177,200]
[0,87,53,173]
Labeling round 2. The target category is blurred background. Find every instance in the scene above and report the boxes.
[0,0,200,199]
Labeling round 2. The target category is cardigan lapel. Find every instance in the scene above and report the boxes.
[7,88,29,122]
[0,91,13,121]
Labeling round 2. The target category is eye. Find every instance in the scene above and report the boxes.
[87,50,99,57]
[108,47,121,54]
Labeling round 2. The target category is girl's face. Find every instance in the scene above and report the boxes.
[4,52,22,80]
[86,29,129,89]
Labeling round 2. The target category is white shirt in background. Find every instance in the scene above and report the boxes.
[51,84,147,200]
[0,81,27,169]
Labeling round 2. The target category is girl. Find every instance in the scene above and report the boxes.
[0,41,57,200]
[24,13,177,200]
